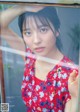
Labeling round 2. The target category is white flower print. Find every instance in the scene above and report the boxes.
[23,76,25,80]
[62,73,67,79]
[61,87,66,92]
[33,96,37,103]
[32,80,35,85]
[53,80,56,86]
[49,93,54,101]
[58,72,62,79]
[65,94,68,98]
[28,84,32,89]
[58,110,62,112]
[30,71,34,76]
[53,73,57,79]
[29,99,32,105]
[57,81,61,87]
[39,91,44,98]
[26,76,29,81]
[58,90,61,96]
[51,110,55,112]
[25,59,30,64]
[21,83,26,89]
[42,108,47,112]
[27,92,32,97]
[36,85,40,91]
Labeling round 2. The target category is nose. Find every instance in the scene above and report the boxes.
[33,32,41,44]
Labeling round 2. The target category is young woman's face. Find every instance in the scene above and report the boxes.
[22,16,59,58]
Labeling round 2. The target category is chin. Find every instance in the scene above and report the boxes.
[35,52,48,58]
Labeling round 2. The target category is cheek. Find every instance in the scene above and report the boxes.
[44,33,56,44]
[23,36,32,47]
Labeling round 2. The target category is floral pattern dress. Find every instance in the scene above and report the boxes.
[21,48,77,112]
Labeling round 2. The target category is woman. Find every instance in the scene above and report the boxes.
[0,5,79,112]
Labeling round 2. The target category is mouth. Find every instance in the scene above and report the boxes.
[34,47,45,53]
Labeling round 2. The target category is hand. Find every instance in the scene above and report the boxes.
[68,70,78,98]
[20,4,44,13]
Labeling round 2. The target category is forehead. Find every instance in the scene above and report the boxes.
[23,16,49,29]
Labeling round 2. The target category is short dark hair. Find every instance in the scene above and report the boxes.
[18,6,60,32]
[18,6,62,51]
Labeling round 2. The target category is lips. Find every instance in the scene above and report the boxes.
[34,47,45,53]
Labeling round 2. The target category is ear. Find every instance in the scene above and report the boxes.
[56,29,60,37]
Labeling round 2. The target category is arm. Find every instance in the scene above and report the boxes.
[0,5,26,60]
[1,28,25,60]
[0,5,44,28]
[65,70,78,112]
[0,5,44,60]
[0,5,25,28]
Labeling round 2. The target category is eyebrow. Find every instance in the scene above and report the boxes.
[22,24,49,31]
[22,28,31,31]
[37,25,49,29]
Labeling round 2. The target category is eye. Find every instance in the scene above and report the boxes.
[26,31,31,36]
[40,27,49,33]
[23,30,32,37]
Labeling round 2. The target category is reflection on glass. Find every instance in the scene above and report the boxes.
[0,3,80,112]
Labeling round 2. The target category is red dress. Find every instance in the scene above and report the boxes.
[21,48,78,112]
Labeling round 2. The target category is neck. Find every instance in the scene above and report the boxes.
[36,48,63,67]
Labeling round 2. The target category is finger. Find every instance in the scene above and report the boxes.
[68,70,77,83]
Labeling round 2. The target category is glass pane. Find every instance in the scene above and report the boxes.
[0,3,80,112]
